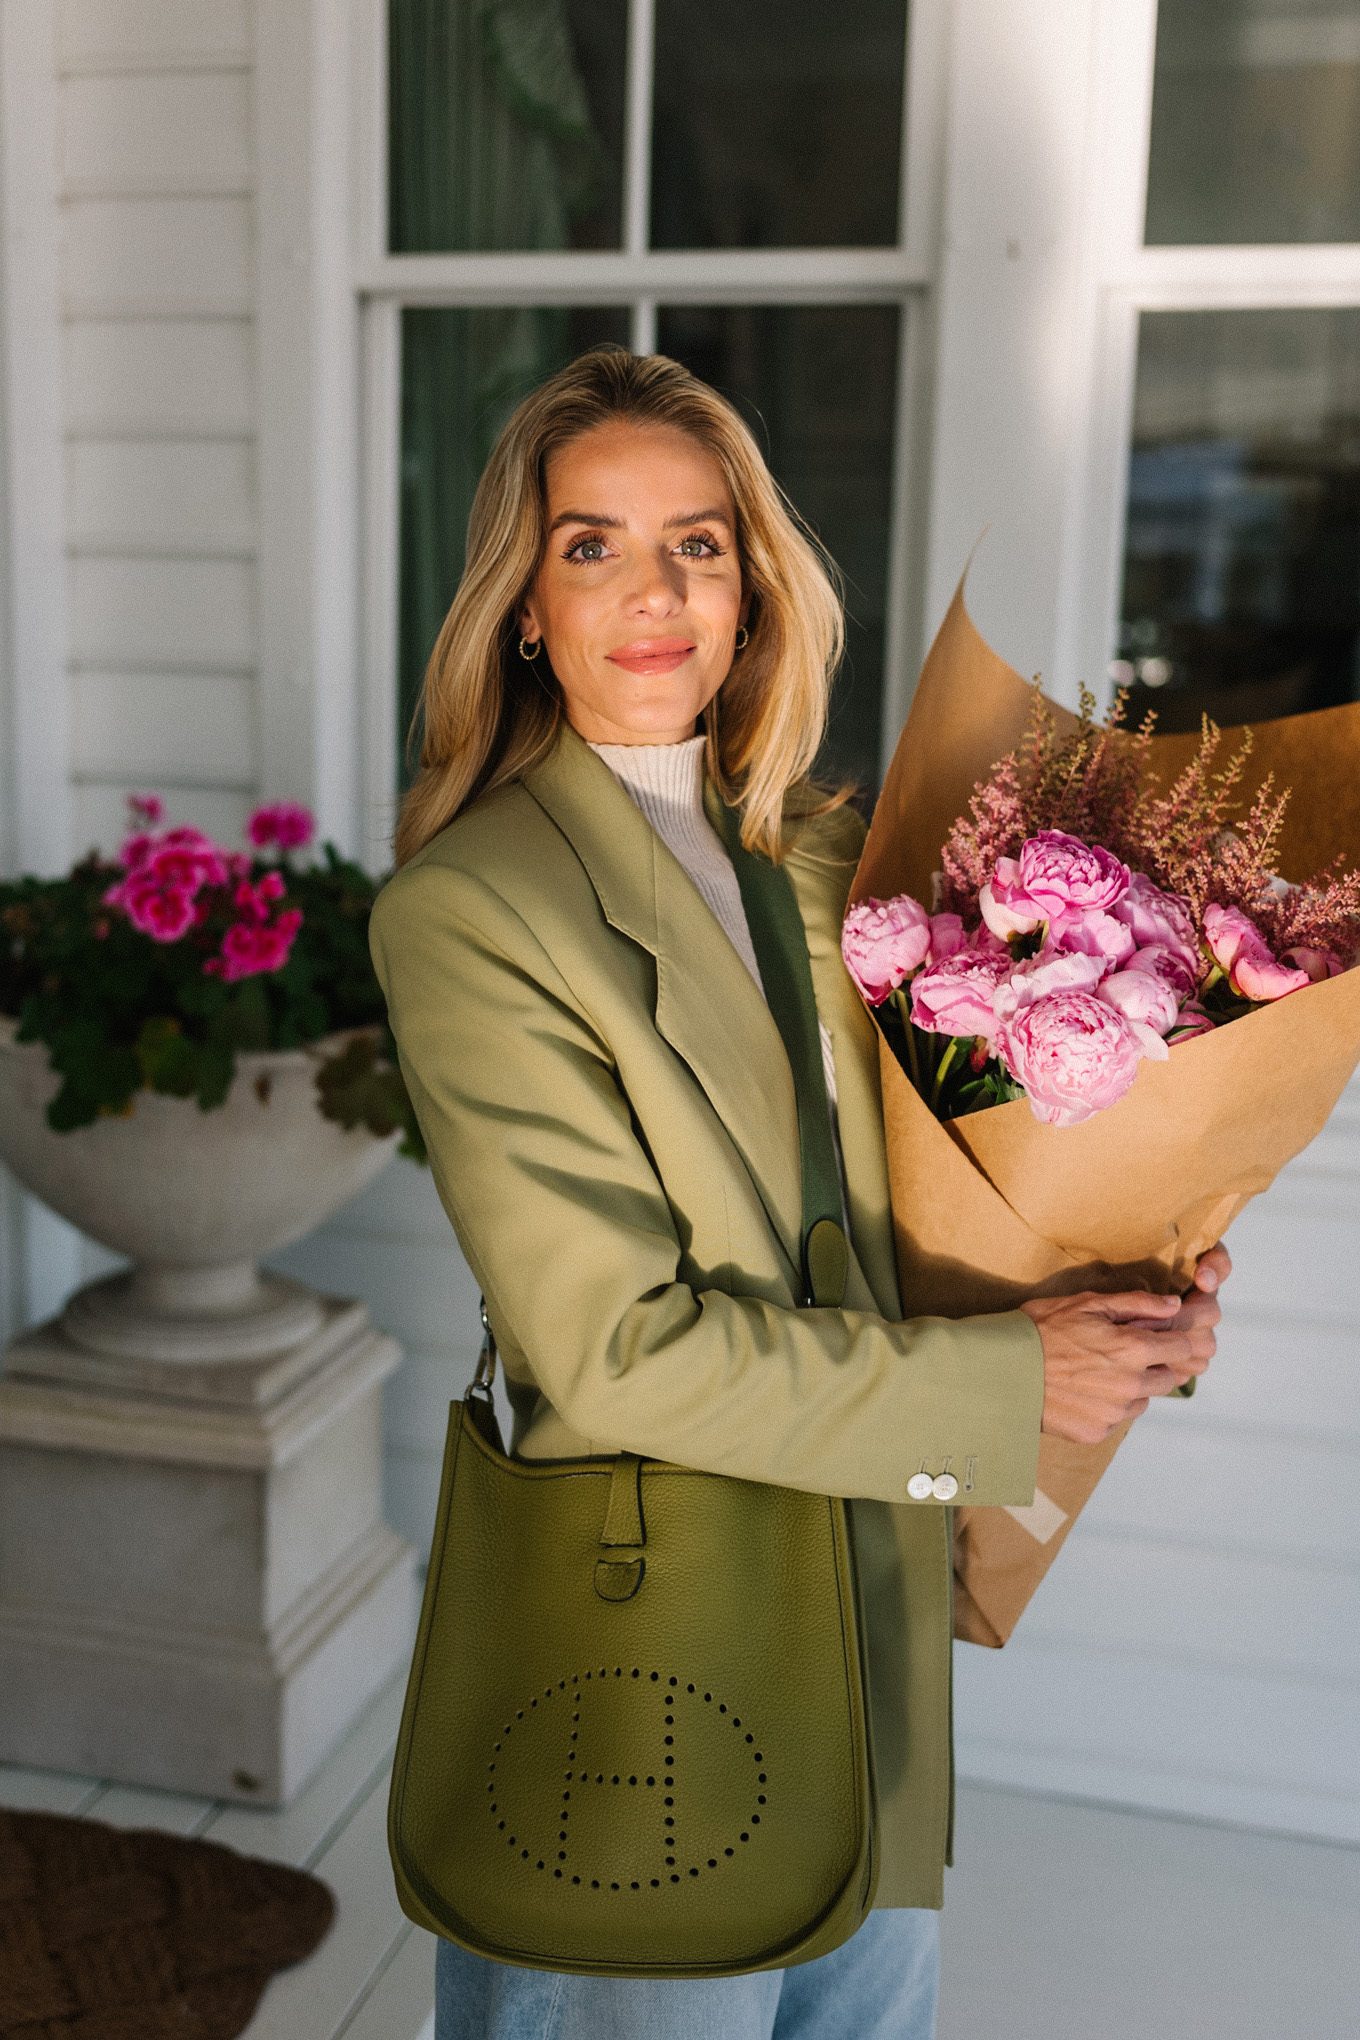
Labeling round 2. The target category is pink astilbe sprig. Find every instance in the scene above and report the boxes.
[1264,855,1360,967]
[1119,720,1262,908]
[937,742,1032,919]
[939,676,1158,922]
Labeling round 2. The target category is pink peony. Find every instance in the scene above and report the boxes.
[842,894,932,1004]
[924,912,968,965]
[1045,906,1137,970]
[993,948,1107,1027]
[996,990,1150,1127]
[1204,904,1310,1002]
[1167,1002,1215,1041]
[1281,945,1345,982]
[910,947,1012,1041]
[980,830,1131,941]
[1095,965,1181,1055]
[1125,941,1199,1002]
[1111,872,1199,970]
[247,801,315,851]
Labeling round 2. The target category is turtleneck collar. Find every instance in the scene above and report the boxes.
[585,731,708,813]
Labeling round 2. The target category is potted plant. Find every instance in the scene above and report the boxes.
[0,795,427,1801]
[0,792,425,1363]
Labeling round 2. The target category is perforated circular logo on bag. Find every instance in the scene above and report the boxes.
[484,1667,770,1891]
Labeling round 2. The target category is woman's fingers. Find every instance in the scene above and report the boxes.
[1091,1290,1182,1323]
[1191,1241,1232,1292]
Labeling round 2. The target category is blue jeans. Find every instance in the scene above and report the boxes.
[433,1906,939,2039]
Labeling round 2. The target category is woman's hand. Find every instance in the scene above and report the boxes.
[1020,1240,1230,1446]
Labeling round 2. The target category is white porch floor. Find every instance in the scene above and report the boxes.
[3,1682,1356,2038]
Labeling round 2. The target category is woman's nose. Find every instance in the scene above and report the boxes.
[624,548,685,612]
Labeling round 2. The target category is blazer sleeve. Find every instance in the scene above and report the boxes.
[368,857,1044,1508]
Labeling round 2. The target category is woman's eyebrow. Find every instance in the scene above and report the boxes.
[546,506,733,534]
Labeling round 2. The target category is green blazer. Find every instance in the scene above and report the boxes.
[368,714,1044,1910]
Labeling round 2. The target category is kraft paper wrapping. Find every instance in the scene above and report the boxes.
[852,573,1360,1648]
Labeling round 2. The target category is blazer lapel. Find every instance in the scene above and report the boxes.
[521,721,805,1289]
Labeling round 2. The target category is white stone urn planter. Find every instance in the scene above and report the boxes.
[0,1013,401,1366]
[0,1013,416,1804]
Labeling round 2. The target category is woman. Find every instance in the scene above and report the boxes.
[369,344,1227,2039]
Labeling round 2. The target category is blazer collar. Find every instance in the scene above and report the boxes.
[520,718,902,1320]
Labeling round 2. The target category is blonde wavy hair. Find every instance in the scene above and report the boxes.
[392,342,862,868]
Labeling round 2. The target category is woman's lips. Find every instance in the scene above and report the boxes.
[607,644,695,674]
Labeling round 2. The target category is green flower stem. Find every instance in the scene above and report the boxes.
[891,988,923,1096]
[930,1036,963,1114]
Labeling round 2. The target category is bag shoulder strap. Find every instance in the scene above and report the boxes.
[472,786,851,1396]
[712,792,848,1309]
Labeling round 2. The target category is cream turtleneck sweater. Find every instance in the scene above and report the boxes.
[586,731,848,1220]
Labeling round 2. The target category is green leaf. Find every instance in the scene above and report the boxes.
[314,1034,427,1163]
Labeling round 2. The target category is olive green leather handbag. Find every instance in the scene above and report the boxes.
[386,803,880,1977]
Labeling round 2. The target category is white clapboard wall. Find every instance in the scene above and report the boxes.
[57,0,259,857]
[2,0,1357,1847]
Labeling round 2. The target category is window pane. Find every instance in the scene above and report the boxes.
[397,306,630,778]
[651,1,908,249]
[388,1,626,253]
[1115,309,1360,736]
[657,303,902,799]
[1145,1,1360,244]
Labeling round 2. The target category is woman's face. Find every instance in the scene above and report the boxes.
[517,418,750,745]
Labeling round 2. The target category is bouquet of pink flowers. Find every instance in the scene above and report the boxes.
[843,683,1358,1131]
[842,573,1360,1646]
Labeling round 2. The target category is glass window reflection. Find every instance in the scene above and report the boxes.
[1116,308,1360,735]
[1146,0,1360,244]
[389,0,626,253]
[658,303,903,801]
[651,0,908,250]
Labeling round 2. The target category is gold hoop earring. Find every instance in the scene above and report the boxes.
[734,624,749,651]
[519,636,542,662]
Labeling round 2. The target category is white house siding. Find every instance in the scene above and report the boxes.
[56,0,258,860]
[2,0,1356,1845]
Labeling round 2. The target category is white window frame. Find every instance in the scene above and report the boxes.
[348,0,952,867]
[1055,0,1360,709]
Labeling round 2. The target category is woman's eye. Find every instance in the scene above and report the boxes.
[561,530,723,565]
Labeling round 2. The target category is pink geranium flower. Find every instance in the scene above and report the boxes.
[842,893,932,1004]
[1204,904,1311,1002]
[247,801,315,851]
[205,906,303,982]
[996,990,1150,1127]
[110,875,200,943]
